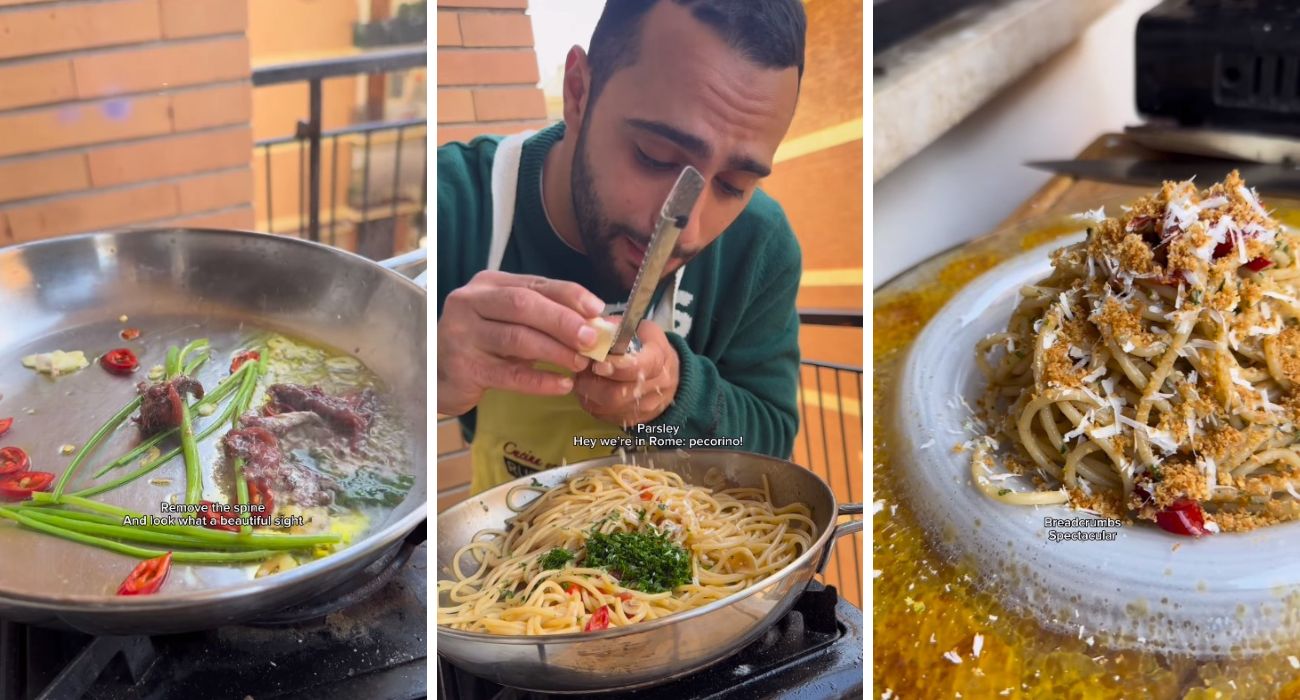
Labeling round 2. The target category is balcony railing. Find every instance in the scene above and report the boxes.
[252,46,426,258]
[796,309,863,607]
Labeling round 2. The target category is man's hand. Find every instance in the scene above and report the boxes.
[437,270,606,416]
[574,319,680,427]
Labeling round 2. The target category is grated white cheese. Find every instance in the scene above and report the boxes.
[1263,290,1298,305]
[1286,481,1300,501]
[919,439,936,450]
[1239,185,1269,219]
[943,650,963,664]
[973,634,984,658]
[1073,207,1107,223]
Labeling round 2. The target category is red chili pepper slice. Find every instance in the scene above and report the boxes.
[197,501,240,532]
[117,552,173,596]
[1244,257,1274,272]
[618,591,634,602]
[639,488,653,501]
[100,348,139,375]
[0,446,30,475]
[248,479,274,517]
[0,417,11,438]
[0,471,54,501]
[230,350,260,374]
[1155,498,1210,537]
[120,328,141,341]
[1212,241,1234,259]
[564,582,581,596]
[583,605,611,632]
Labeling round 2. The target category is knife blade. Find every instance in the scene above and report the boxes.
[608,165,705,356]
[1026,159,1300,197]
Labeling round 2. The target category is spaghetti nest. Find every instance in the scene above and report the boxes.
[974,171,1300,534]
[436,465,816,635]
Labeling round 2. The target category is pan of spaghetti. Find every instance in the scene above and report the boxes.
[894,172,1300,656]
[435,449,862,693]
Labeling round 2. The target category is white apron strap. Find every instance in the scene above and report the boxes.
[486,130,534,272]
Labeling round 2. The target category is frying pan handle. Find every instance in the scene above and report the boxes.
[816,502,864,575]
[378,248,428,289]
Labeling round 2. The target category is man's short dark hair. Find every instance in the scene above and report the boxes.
[586,0,807,103]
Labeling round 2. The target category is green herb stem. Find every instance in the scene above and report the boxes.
[25,494,339,548]
[0,508,278,563]
[50,398,141,501]
[92,362,252,479]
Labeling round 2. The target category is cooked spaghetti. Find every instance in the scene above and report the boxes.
[436,465,815,634]
[973,172,1300,534]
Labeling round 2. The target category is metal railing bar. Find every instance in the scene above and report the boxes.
[263,145,274,234]
[813,367,832,496]
[306,77,323,243]
[361,130,373,241]
[390,124,405,230]
[297,138,306,237]
[801,359,862,373]
[834,368,862,595]
[329,134,340,246]
[419,134,428,232]
[797,365,812,467]
[251,46,425,86]
[253,117,428,148]
[798,309,863,327]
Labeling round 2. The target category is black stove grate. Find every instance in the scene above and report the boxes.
[435,583,864,700]
[0,529,428,700]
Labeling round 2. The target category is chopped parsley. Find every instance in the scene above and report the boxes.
[584,527,691,593]
[638,508,648,522]
[530,477,544,487]
[540,548,575,569]
[997,488,1011,496]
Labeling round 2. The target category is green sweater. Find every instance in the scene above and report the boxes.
[437,123,802,458]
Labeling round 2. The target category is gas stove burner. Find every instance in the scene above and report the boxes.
[0,539,429,700]
[436,583,864,700]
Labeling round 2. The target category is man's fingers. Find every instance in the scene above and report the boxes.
[475,356,574,396]
[476,288,601,352]
[477,320,590,373]
[476,271,605,317]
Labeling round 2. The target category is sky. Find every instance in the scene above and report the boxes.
[529,0,605,96]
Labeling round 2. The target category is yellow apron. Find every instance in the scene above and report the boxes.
[468,132,682,494]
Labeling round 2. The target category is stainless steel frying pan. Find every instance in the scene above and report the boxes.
[0,228,426,635]
[436,450,863,694]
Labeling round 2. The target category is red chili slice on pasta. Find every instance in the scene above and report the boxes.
[1244,256,1273,272]
[0,417,11,438]
[1155,498,1210,537]
[583,605,611,632]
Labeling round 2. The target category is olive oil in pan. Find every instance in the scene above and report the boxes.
[211,333,414,580]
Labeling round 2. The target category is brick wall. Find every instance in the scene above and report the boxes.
[0,0,255,247]
[436,0,547,145]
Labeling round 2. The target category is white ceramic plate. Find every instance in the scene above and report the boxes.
[895,234,1300,657]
